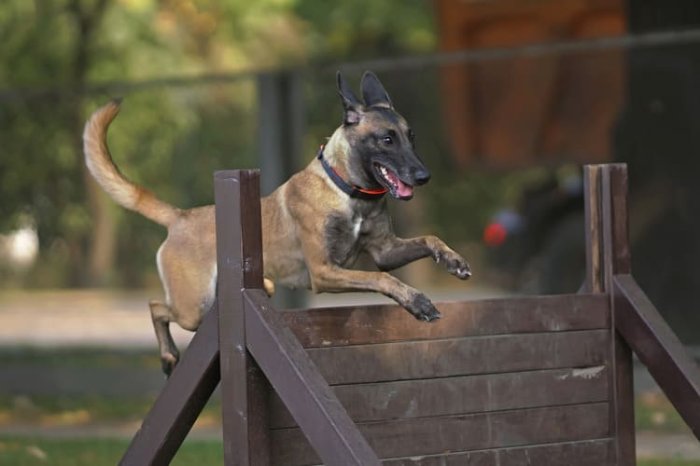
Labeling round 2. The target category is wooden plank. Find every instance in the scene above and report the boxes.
[382,438,614,466]
[244,289,381,466]
[214,170,270,465]
[271,403,611,465]
[283,293,609,348]
[614,274,700,439]
[119,307,220,466]
[305,329,610,385]
[270,366,609,428]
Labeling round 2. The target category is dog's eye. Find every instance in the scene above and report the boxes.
[382,136,393,145]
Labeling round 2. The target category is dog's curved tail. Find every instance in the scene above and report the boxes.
[83,100,180,227]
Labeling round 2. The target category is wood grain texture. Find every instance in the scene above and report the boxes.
[382,438,614,466]
[305,329,610,385]
[214,170,270,465]
[284,293,609,348]
[270,366,609,428]
[271,403,610,465]
[244,289,381,466]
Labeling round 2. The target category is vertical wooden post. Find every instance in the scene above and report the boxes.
[583,165,603,293]
[214,170,270,466]
[597,164,636,466]
[583,164,636,465]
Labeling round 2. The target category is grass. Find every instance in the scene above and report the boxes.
[0,394,221,426]
[636,391,692,434]
[0,438,698,466]
[0,437,223,466]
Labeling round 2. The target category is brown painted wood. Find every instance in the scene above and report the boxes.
[600,164,636,465]
[270,366,609,428]
[583,165,604,293]
[305,329,610,385]
[383,438,615,466]
[614,274,700,439]
[271,403,611,465]
[244,289,381,466]
[119,307,220,466]
[215,170,270,465]
[283,293,609,348]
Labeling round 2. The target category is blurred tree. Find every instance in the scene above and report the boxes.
[0,0,438,288]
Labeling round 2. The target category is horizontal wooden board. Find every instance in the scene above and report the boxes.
[305,330,609,385]
[283,294,609,348]
[270,366,609,428]
[271,402,610,465]
[382,438,614,466]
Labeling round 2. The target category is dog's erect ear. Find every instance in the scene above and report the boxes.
[336,71,363,125]
[361,71,393,109]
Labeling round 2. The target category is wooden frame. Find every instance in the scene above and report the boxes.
[119,164,699,465]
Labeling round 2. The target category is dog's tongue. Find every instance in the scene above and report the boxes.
[385,169,413,198]
[395,179,413,198]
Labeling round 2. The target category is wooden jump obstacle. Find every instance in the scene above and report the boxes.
[119,164,700,466]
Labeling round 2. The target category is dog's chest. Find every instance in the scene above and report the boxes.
[325,211,372,266]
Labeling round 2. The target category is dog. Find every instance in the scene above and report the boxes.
[83,71,471,375]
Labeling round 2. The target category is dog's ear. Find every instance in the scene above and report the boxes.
[361,71,393,109]
[336,71,363,125]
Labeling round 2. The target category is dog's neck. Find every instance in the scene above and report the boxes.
[322,129,352,178]
[322,128,379,191]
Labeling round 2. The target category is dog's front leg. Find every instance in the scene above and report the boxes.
[308,264,442,321]
[366,234,471,280]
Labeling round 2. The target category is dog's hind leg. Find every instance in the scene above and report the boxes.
[149,300,180,376]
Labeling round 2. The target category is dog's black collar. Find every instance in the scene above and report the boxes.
[317,146,388,200]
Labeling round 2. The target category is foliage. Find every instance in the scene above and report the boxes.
[0,0,439,288]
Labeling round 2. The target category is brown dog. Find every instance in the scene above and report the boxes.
[84,71,471,375]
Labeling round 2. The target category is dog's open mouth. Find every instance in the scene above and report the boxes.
[374,163,414,200]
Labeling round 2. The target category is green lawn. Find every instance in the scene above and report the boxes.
[0,437,223,466]
[0,437,698,466]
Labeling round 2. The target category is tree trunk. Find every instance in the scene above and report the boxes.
[68,0,115,286]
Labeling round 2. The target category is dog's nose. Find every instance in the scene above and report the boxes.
[414,168,431,185]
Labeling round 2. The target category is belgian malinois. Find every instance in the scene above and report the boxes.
[84,71,471,375]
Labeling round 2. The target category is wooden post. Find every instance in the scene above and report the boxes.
[214,170,270,465]
[600,164,636,466]
[215,169,379,466]
[583,164,636,466]
[583,165,603,293]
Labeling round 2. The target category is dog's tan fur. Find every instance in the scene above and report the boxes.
[84,72,470,374]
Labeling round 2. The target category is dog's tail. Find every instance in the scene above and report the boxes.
[83,99,180,227]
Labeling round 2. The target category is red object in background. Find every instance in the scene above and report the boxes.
[484,222,508,247]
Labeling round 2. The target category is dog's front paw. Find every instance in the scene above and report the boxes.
[438,250,472,280]
[407,293,441,322]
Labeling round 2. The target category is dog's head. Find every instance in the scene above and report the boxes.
[336,71,430,200]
